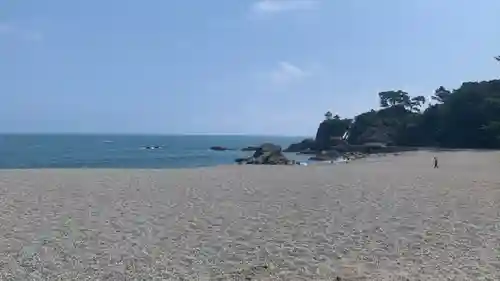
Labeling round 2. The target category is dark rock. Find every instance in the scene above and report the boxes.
[285,117,351,153]
[315,118,351,150]
[284,138,316,152]
[252,143,289,165]
[236,143,290,165]
[144,145,161,150]
[264,152,289,165]
[329,143,351,153]
[252,143,282,158]
[210,146,233,151]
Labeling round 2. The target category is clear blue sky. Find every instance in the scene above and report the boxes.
[1,0,499,136]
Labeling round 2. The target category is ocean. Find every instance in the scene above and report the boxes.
[0,134,308,169]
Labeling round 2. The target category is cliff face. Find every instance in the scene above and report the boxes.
[314,118,351,150]
[285,107,423,152]
[284,118,351,152]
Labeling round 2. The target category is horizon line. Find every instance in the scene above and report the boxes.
[0,132,312,138]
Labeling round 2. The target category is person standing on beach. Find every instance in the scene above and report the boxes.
[433,156,439,168]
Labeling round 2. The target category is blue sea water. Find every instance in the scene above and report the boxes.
[0,134,308,169]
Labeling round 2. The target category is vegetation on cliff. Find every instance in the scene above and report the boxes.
[290,78,500,151]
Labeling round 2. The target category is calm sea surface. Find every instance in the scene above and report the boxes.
[0,134,307,169]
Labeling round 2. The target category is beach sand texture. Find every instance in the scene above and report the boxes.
[0,150,499,280]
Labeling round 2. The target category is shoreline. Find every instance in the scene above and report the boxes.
[1,150,499,279]
[0,143,499,171]
[0,148,420,170]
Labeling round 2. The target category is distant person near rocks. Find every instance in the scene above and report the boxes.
[433,156,439,169]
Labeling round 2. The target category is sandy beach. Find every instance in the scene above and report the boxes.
[0,150,499,280]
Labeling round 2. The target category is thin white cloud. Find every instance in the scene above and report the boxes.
[269,61,310,87]
[0,23,43,42]
[251,0,318,15]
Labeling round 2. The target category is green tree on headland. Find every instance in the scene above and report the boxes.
[431,86,452,104]
[343,79,500,148]
[410,96,426,112]
[378,90,410,108]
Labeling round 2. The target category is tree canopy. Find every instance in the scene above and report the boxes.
[320,79,500,149]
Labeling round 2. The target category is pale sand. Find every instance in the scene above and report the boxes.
[0,151,499,280]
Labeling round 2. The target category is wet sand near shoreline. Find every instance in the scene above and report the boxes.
[0,150,499,280]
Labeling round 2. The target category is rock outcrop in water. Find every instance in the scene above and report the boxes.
[236,143,291,165]
[283,138,315,153]
[284,117,351,153]
[143,145,162,150]
[283,115,417,162]
[210,146,234,151]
